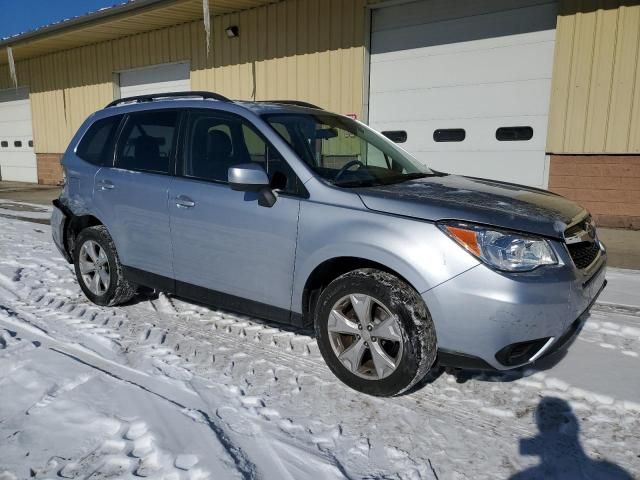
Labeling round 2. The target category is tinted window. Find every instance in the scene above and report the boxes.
[433,129,465,142]
[14,141,22,147]
[28,140,33,148]
[184,112,298,193]
[0,141,7,148]
[265,114,430,188]
[496,126,533,141]
[116,111,179,174]
[77,115,123,165]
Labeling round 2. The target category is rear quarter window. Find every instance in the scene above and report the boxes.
[76,115,123,166]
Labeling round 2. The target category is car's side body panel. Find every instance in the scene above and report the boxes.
[92,167,175,279]
[291,198,481,314]
[168,176,301,311]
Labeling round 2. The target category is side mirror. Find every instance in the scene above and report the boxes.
[228,163,277,208]
[228,163,270,192]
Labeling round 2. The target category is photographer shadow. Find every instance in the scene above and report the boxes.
[511,397,633,479]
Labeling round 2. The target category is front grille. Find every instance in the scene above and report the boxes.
[567,241,601,269]
[564,216,601,269]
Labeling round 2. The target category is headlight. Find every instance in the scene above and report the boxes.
[438,222,557,272]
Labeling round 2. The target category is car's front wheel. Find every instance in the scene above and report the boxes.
[315,268,437,396]
[73,225,136,306]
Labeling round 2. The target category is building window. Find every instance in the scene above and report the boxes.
[14,141,22,148]
[1,141,7,148]
[28,140,33,148]
[496,126,533,141]
[433,129,465,142]
[382,131,407,143]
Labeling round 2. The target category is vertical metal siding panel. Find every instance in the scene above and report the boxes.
[317,0,331,109]
[286,0,297,101]
[256,4,268,100]
[230,12,242,99]
[246,7,258,100]
[308,0,320,108]
[266,4,278,99]
[276,2,287,98]
[296,0,309,103]
[547,1,577,153]
[606,3,640,152]
[564,2,598,152]
[629,8,640,152]
[583,0,619,152]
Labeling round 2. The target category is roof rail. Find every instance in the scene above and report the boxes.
[255,100,323,110]
[105,91,231,108]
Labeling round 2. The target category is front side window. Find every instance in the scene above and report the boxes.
[263,113,431,188]
[77,115,123,165]
[183,112,298,193]
[116,111,179,174]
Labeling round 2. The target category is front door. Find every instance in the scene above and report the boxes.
[93,109,180,280]
[168,110,301,317]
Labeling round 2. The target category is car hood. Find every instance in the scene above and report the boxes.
[355,174,585,239]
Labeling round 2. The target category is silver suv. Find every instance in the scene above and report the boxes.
[51,91,607,396]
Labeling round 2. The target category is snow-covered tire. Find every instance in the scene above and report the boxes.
[73,225,136,306]
[315,268,437,397]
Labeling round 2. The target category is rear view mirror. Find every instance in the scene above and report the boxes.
[228,163,270,192]
[316,128,338,140]
[228,163,277,207]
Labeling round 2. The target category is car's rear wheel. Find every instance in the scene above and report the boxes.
[73,225,136,306]
[315,268,437,396]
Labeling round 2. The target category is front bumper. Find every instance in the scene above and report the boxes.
[425,251,607,371]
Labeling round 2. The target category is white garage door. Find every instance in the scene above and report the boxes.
[0,87,37,183]
[369,0,558,187]
[119,62,191,98]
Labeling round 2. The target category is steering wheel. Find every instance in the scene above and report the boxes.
[334,160,365,183]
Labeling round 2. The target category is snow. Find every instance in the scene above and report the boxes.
[0,204,639,479]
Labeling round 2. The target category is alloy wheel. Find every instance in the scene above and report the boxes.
[79,239,111,296]
[328,294,404,380]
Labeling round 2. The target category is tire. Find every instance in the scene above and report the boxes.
[73,225,136,306]
[315,268,437,397]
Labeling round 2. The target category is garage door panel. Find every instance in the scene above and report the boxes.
[119,62,191,98]
[416,150,546,187]
[369,0,557,188]
[373,117,549,152]
[372,2,557,58]
[0,87,37,183]
[370,40,555,93]
[370,79,552,122]
[373,0,554,32]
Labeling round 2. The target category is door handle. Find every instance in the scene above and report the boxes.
[175,195,195,208]
[97,180,114,191]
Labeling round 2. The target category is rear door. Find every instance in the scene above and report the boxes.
[92,109,179,280]
[168,110,301,316]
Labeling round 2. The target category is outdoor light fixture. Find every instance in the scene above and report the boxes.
[225,26,239,38]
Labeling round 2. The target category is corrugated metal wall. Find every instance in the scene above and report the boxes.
[547,0,640,154]
[0,0,366,154]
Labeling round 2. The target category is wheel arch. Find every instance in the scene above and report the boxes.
[64,212,105,260]
[300,256,419,327]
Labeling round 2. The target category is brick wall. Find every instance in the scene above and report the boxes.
[548,155,640,230]
[36,153,64,186]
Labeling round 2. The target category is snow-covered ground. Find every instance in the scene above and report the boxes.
[0,200,638,479]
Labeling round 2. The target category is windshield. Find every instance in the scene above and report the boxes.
[262,113,433,187]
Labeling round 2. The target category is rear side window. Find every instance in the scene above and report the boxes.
[77,115,123,165]
[116,110,179,174]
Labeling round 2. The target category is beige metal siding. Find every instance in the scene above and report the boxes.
[1,0,366,154]
[547,0,640,154]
